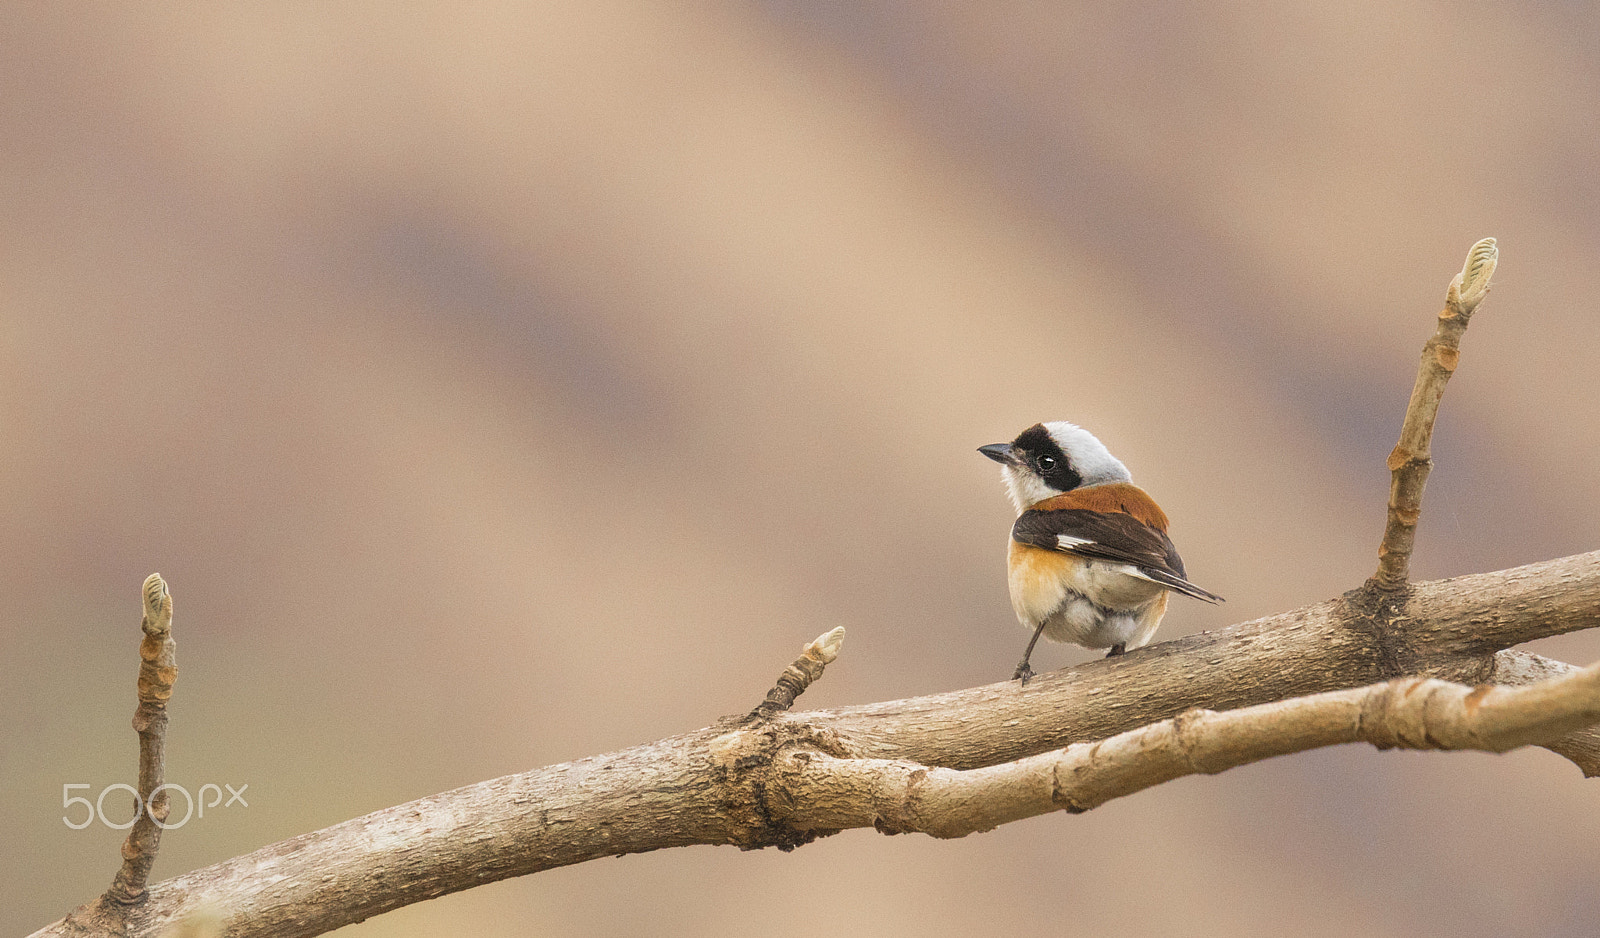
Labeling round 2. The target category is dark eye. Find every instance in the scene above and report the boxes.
[1035,454,1057,472]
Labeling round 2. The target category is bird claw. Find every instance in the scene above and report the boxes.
[1012,662,1035,685]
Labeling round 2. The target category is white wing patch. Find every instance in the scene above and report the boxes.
[1056,534,1095,549]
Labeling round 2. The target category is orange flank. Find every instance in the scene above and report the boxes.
[1006,538,1172,638]
[1006,539,1080,624]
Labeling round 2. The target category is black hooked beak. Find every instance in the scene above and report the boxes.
[978,443,1017,466]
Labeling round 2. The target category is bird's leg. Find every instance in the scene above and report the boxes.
[1013,623,1047,684]
[1106,643,1126,657]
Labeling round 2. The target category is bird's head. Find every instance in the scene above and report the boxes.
[978,421,1131,513]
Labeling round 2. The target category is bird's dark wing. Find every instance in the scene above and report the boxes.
[1012,508,1224,603]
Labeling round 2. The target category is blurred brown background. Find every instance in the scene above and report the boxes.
[4,3,1599,936]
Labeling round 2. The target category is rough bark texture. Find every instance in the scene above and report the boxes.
[774,660,1600,838]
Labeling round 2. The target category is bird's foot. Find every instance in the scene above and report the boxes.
[1106,643,1126,658]
[1012,661,1035,685]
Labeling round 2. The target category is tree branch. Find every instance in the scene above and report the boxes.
[774,660,1600,838]
[788,551,1600,773]
[28,553,1600,938]
[1487,650,1600,776]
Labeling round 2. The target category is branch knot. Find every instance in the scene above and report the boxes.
[1344,586,1422,678]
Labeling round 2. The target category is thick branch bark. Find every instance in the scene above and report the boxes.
[774,660,1600,838]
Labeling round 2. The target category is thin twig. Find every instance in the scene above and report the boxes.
[106,574,178,904]
[1371,237,1498,592]
[750,627,846,719]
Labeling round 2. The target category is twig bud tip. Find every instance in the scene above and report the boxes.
[1449,237,1498,312]
[805,627,846,664]
[142,573,172,636]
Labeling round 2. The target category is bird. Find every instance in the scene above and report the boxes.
[979,421,1223,683]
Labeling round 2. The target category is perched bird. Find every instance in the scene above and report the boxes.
[979,421,1223,683]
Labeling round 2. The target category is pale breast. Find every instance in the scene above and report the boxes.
[1008,542,1170,649]
[1061,558,1166,609]
[1041,597,1142,648]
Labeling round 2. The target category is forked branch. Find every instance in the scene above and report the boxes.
[773,660,1600,838]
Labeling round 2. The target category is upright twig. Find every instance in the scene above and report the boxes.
[1371,237,1498,592]
[106,574,178,904]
